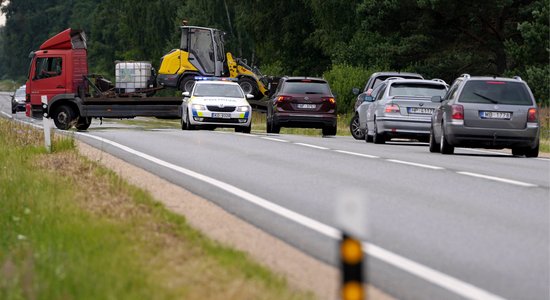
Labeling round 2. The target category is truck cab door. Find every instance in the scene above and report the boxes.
[188,28,216,76]
[29,55,67,110]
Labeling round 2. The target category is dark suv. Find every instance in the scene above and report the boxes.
[350,72,423,139]
[430,74,540,157]
[266,77,337,136]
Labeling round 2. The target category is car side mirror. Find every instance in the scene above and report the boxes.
[431,96,442,103]
[246,94,254,99]
[352,87,360,95]
[182,91,190,97]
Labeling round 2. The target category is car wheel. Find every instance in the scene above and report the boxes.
[75,117,92,131]
[322,125,337,136]
[271,121,280,134]
[241,124,252,134]
[525,142,539,158]
[52,105,76,130]
[11,104,16,114]
[349,114,364,140]
[239,77,262,100]
[186,113,196,130]
[373,120,385,144]
[179,76,195,93]
[429,126,440,153]
[440,125,454,155]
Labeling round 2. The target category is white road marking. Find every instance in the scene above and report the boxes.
[457,171,538,187]
[294,142,329,150]
[261,137,290,143]
[387,159,445,170]
[1,111,13,119]
[364,243,506,300]
[75,132,508,300]
[333,150,379,159]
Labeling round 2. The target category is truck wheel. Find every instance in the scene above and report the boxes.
[53,105,76,130]
[239,77,262,100]
[179,76,196,93]
[350,114,364,140]
[75,117,92,131]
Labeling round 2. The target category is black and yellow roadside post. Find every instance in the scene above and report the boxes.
[340,233,365,300]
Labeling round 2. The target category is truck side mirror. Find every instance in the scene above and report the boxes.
[352,87,360,95]
[182,91,190,97]
[431,96,442,102]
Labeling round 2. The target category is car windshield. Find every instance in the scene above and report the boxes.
[193,83,244,98]
[282,81,331,94]
[458,81,532,105]
[389,83,447,97]
[15,88,25,96]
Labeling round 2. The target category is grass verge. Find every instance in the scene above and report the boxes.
[0,118,312,300]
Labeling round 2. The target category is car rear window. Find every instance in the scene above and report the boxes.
[193,83,244,98]
[458,81,533,105]
[282,81,331,94]
[389,83,447,97]
[373,75,423,88]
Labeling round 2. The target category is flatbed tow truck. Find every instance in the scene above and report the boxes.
[26,28,183,130]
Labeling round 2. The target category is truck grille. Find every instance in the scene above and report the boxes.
[207,106,236,112]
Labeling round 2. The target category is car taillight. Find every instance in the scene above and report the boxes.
[527,108,537,122]
[385,104,400,113]
[277,95,292,103]
[322,97,335,104]
[451,104,464,120]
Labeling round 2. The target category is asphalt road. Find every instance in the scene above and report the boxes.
[2,92,549,300]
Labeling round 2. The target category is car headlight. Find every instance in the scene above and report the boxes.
[237,106,250,112]
[192,104,206,110]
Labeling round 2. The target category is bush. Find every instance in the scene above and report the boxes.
[322,64,379,114]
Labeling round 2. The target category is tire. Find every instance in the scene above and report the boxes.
[181,112,187,130]
[185,113,196,130]
[429,126,440,153]
[11,103,16,114]
[241,124,252,134]
[525,142,539,158]
[239,77,262,100]
[440,125,454,154]
[373,120,385,144]
[271,121,280,134]
[75,117,92,131]
[350,114,365,140]
[179,76,196,93]
[322,126,337,136]
[52,105,76,130]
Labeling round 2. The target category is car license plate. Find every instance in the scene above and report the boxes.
[212,113,231,119]
[408,107,434,114]
[297,104,316,109]
[479,111,511,120]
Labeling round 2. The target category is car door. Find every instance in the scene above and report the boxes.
[29,55,67,107]
[434,80,461,137]
[366,83,387,132]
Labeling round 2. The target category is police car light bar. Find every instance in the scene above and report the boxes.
[194,76,238,82]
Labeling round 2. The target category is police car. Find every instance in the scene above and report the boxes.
[181,77,253,133]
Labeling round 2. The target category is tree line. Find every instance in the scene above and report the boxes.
[0,0,547,110]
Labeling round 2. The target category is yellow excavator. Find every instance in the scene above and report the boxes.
[157,25,271,100]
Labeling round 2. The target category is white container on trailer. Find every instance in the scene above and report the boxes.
[115,61,152,93]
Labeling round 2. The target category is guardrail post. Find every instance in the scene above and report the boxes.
[41,97,51,153]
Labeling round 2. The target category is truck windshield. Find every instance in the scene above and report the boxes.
[193,84,244,98]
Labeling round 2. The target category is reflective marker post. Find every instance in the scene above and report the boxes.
[41,96,51,153]
[341,234,364,300]
[336,191,369,300]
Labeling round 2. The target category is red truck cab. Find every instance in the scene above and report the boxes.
[26,29,88,118]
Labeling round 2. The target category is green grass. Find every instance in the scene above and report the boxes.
[0,80,21,92]
[539,107,549,153]
[0,119,312,300]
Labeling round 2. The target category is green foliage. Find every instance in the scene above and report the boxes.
[0,0,547,104]
[323,64,377,113]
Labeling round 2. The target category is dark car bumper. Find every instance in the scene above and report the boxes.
[445,123,539,149]
[273,113,337,129]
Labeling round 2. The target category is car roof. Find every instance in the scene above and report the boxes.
[283,76,327,82]
[386,78,447,86]
[463,76,524,82]
[194,80,239,86]
[371,72,423,78]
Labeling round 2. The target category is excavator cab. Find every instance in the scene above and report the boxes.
[158,25,269,100]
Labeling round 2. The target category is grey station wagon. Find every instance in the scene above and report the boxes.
[429,74,540,157]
